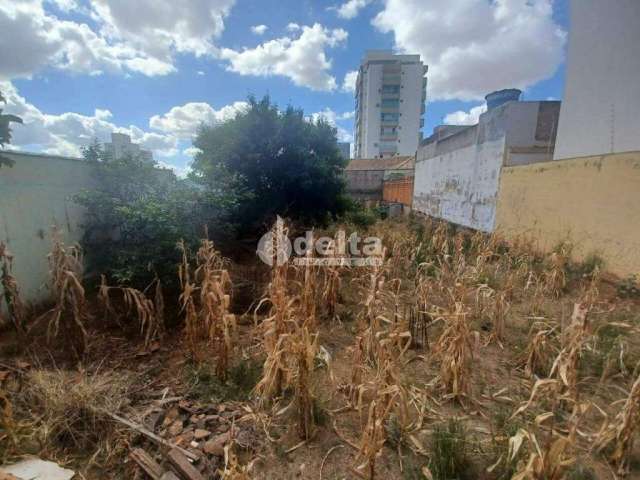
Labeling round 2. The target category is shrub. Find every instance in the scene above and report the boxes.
[75,141,240,290]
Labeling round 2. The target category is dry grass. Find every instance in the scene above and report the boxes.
[18,369,131,464]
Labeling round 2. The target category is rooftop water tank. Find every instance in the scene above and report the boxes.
[485,89,522,111]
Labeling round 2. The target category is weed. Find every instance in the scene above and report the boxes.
[430,419,470,480]
[617,275,640,298]
[576,253,605,277]
[185,358,261,402]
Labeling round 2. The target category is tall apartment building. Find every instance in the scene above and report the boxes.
[354,51,427,159]
[104,132,153,162]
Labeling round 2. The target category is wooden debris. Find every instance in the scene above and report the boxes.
[160,472,180,480]
[167,449,205,480]
[102,410,198,461]
[130,448,163,480]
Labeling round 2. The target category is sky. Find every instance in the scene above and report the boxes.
[0,0,569,175]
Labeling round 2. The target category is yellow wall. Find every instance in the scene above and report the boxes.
[495,152,640,277]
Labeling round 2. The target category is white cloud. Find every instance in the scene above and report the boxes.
[90,0,235,57]
[342,70,358,93]
[0,80,177,157]
[332,0,371,19]
[197,70,205,76]
[308,108,354,143]
[372,0,566,101]
[149,101,248,139]
[443,103,487,125]
[183,146,202,157]
[286,22,300,32]
[250,24,268,35]
[219,23,348,91]
[0,0,235,79]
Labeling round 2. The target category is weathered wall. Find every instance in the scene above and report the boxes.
[0,151,94,307]
[383,177,413,206]
[495,152,640,276]
[554,0,640,159]
[413,137,505,232]
[345,169,386,201]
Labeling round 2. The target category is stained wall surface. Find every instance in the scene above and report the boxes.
[0,151,94,307]
[496,152,640,277]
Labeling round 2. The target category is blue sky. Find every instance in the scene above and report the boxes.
[1,0,569,174]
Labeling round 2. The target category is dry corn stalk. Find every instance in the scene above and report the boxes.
[178,238,235,375]
[42,228,88,354]
[543,249,568,298]
[522,322,558,378]
[0,242,26,334]
[352,392,395,480]
[491,290,510,344]
[254,221,296,400]
[197,239,235,379]
[508,428,576,480]
[549,303,590,401]
[291,325,319,440]
[178,239,200,354]
[97,275,163,348]
[433,302,476,402]
[322,266,341,320]
[594,372,640,474]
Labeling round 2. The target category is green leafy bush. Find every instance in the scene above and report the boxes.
[74,141,240,289]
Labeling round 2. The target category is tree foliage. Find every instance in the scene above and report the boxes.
[191,95,348,233]
[75,141,240,289]
[0,91,23,168]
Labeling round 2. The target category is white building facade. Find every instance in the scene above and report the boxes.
[553,0,640,160]
[354,51,427,159]
[104,132,153,161]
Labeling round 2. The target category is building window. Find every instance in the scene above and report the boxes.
[381,99,400,108]
[381,112,400,122]
[381,84,400,94]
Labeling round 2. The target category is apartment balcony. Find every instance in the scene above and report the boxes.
[382,74,401,83]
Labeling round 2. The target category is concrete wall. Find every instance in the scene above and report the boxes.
[0,151,94,308]
[554,0,640,159]
[413,100,558,232]
[413,137,505,232]
[495,151,640,277]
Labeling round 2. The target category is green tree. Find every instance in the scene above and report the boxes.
[0,91,23,168]
[191,95,348,233]
[74,141,240,289]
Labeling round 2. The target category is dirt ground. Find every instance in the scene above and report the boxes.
[1,216,640,480]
